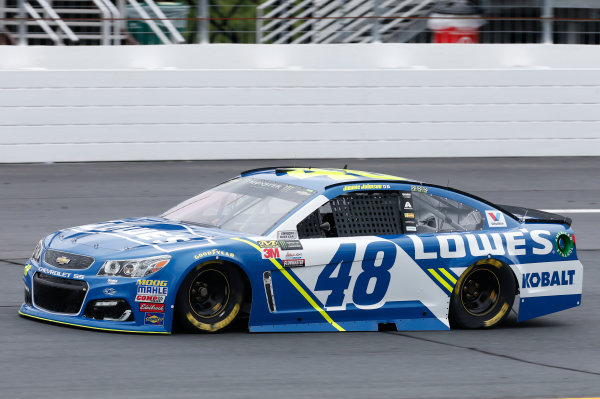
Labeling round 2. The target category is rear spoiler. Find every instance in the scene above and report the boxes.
[499,205,572,228]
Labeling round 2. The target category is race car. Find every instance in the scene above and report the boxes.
[20,167,583,333]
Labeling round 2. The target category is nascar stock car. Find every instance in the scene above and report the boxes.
[20,167,583,334]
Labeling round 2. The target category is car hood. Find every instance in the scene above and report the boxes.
[47,217,243,255]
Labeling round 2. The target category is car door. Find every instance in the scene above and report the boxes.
[267,189,426,327]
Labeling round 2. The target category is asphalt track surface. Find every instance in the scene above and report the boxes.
[1,158,599,399]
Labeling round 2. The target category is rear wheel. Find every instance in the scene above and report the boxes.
[175,261,245,333]
[450,260,516,329]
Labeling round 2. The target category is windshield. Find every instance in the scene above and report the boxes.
[162,177,317,235]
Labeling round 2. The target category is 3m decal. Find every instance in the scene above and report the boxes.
[522,270,575,288]
[144,313,164,326]
[315,241,396,308]
[140,303,165,313]
[485,210,507,228]
[277,231,298,240]
[135,294,166,303]
[262,248,280,259]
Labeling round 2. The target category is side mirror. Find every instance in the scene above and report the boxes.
[319,222,331,232]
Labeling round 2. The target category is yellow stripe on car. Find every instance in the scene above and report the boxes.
[428,269,454,293]
[439,268,457,285]
[232,237,345,332]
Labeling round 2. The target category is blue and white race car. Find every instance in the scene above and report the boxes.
[20,167,583,333]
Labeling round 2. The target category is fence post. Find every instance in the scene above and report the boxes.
[371,0,381,43]
[197,0,209,43]
[18,0,26,45]
[542,0,553,44]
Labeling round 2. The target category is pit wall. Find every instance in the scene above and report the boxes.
[1,44,599,163]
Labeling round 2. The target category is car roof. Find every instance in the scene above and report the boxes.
[240,167,409,191]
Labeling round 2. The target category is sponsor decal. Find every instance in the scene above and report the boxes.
[278,240,303,250]
[277,230,298,240]
[103,288,117,296]
[343,183,391,191]
[38,266,71,279]
[404,201,413,210]
[411,185,428,193]
[406,226,417,232]
[137,280,168,295]
[402,193,412,198]
[522,270,575,288]
[408,230,554,259]
[135,294,166,303]
[283,251,302,259]
[56,256,71,265]
[555,231,574,258]
[144,312,164,326]
[282,259,305,268]
[73,274,84,280]
[24,264,32,276]
[137,286,168,295]
[404,213,415,219]
[137,280,167,287]
[258,240,279,248]
[107,278,118,285]
[194,249,235,260]
[140,303,165,313]
[485,210,507,228]
[262,247,280,259]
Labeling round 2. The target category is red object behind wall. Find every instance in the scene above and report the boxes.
[433,27,480,43]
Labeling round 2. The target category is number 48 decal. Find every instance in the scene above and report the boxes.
[315,241,396,308]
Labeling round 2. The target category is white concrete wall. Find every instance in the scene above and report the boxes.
[1,44,599,163]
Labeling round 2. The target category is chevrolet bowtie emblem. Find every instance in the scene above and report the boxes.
[56,256,71,265]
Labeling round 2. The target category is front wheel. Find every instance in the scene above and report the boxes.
[175,261,245,333]
[450,261,516,329]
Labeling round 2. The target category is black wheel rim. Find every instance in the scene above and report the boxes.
[460,269,500,316]
[189,269,230,318]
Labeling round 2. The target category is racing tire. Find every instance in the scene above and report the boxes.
[449,260,516,329]
[175,261,245,333]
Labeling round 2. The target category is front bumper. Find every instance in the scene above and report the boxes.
[21,260,172,334]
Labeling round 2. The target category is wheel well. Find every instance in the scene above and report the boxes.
[182,259,253,312]
[449,258,519,326]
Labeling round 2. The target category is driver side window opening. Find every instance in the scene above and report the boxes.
[412,192,484,233]
[297,191,403,239]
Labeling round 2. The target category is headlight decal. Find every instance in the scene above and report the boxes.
[97,256,170,278]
